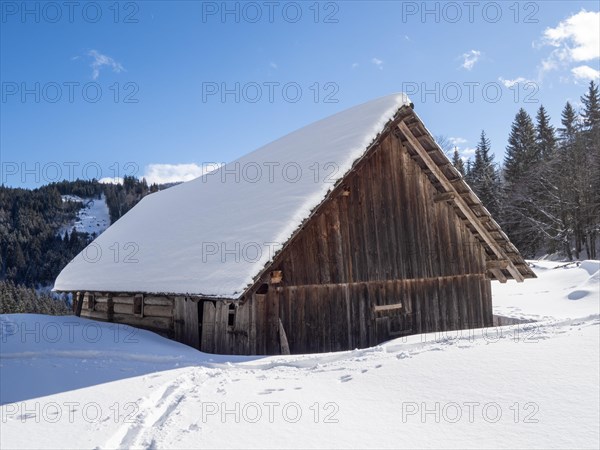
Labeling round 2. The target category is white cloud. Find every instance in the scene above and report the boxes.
[498,76,535,88]
[143,163,221,184]
[538,10,600,80]
[542,10,599,62]
[461,147,476,158]
[571,65,600,81]
[371,58,383,70]
[352,62,359,69]
[269,62,278,69]
[448,137,467,146]
[444,137,476,162]
[87,50,124,80]
[460,50,481,71]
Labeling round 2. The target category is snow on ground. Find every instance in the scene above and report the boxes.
[1,261,599,449]
[59,194,110,237]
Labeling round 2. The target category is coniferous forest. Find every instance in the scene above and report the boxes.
[453,81,600,259]
[1,82,599,314]
[0,176,163,313]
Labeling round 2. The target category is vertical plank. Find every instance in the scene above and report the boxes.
[201,301,216,353]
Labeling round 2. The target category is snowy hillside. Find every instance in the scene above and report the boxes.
[1,261,598,449]
[59,195,110,237]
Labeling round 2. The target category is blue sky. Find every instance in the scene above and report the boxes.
[1,1,599,187]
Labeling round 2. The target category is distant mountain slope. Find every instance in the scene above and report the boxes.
[0,177,168,289]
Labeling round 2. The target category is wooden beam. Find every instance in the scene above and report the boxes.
[397,121,525,282]
[373,303,403,313]
[489,268,508,283]
[486,260,510,270]
[433,192,456,203]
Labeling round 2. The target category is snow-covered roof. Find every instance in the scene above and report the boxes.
[55,93,412,297]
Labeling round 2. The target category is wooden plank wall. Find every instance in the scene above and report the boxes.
[202,275,491,355]
[80,293,174,337]
[271,131,487,286]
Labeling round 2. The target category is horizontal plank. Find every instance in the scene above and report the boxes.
[144,296,173,306]
[112,313,171,331]
[373,303,403,313]
[143,304,173,318]
[433,192,455,203]
[114,303,134,314]
[284,273,486,290]
[486,260,510,270]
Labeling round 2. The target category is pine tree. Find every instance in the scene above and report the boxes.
[558,102,579,144]
[470,131,501,217]
[451,147,466,176]
[581,81,600,130]
[535,105,557,159]
[578,81,600,258]
[504,108,538,183]
[501,109,544,256]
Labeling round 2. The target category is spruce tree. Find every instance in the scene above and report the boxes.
[470,131,501,217]
[535,105,557,159]
[558,102,579,144]
[451,147,466,177]
[579,81,600,258]
[581,81,600,130]
[504,108,538,183]
[502,109,544,256]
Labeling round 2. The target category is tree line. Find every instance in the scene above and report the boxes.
[0,280,70,315]
[0,176,163,313]
[450,81,600,259]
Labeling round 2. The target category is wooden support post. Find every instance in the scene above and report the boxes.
[278,318,290,355]
[107,295,114,322]
[75,292,84,317]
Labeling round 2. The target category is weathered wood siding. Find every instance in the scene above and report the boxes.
[79,293,175,337]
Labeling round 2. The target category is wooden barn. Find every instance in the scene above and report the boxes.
[54,93,535,355]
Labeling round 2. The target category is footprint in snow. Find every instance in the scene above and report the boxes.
[339,375,352,383]
[258,389,275,395]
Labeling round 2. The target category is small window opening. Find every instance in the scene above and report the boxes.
[227,303,236,327]
[133,294,143,316]
[87,294,95,310]
[256,283,269,295]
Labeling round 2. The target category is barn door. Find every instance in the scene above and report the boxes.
[174,297,200,349]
